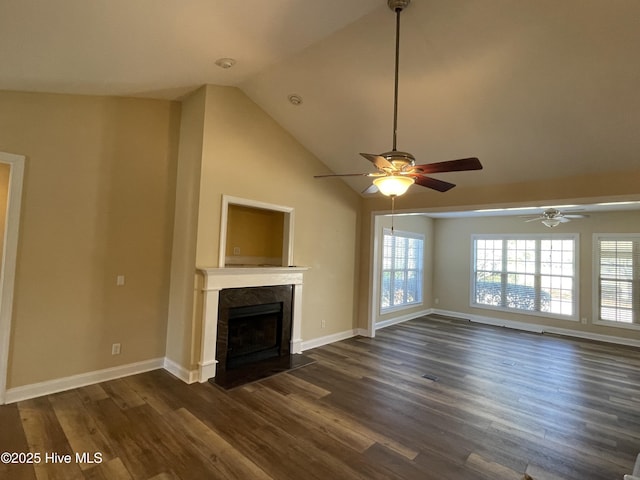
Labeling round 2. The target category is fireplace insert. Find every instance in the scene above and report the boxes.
[226,301,283,368]
[216,285,293,373]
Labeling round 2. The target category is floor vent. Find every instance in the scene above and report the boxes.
[501,360,517,366]
[422,373,439,381]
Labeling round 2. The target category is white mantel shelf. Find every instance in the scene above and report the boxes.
[198,266,308,290]
[196,266,309,383]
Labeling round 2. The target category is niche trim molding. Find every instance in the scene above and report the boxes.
[218,195,294,267]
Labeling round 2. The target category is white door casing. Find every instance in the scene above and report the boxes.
[0,151,25,405]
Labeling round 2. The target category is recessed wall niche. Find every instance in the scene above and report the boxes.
[219,195,294,267]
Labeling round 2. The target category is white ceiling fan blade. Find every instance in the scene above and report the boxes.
[362,183,379,195]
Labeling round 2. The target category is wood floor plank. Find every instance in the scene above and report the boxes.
[82,457,132,480]
[48,390,115,470]
[166,407,274,480]
[81,398,167,479]
[76,384,109,403]
[18,396,85,480]
[99,379,146,410]
[0,403,37,480]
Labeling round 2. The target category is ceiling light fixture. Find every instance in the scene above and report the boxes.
[373,175,414,196]
[288,94,303,106]
[215,57,236,69]
[541,218,561,228]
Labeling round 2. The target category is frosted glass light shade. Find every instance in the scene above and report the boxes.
[373,176,415,196]
[542,218,561,228]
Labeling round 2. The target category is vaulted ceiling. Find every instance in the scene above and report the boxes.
[2,0,639,200]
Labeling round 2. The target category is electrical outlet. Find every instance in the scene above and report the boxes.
[435,298,439,304]
[111,343,121,355]
[321,319,326,329]
[233,247,241,256]
[581,317,587,324]
[116,275,125,286]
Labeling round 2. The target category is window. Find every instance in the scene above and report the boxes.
[380,229,423,312]
[595,235,640,326]
[472,235,577,319]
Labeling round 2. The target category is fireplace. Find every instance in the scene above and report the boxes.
[197,267,308,384]
[216,285,293,373]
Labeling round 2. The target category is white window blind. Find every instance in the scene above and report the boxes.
[596,236,640,324]
[473,235,577,318]
[381,229,423,311]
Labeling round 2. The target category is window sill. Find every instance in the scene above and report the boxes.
[593,319,640,331]
[380,302,424,316]
[471,302,578,322]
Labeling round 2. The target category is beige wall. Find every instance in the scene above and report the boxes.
[165,88,206,369]
[433,211,640,340]
[0,91,180,388]
[166,85,362,372]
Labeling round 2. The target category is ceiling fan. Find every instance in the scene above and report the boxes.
[314,0,483,197]
[522,208,588,228]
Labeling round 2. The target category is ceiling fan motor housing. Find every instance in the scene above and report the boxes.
[381,150,415,170]
[388,0,410,12]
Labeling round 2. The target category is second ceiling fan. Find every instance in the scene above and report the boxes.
[315,0,483,196]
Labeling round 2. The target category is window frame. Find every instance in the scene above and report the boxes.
[593,233,640,331]
[379,228,424,314]
[470,233,579,321]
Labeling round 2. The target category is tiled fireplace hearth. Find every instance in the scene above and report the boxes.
[197,267,307,382]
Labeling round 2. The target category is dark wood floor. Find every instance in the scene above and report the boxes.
[2,315,640,480]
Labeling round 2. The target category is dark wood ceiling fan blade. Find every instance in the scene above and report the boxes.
[313,173,372,178]
[413,175,456,192]
[413,157,483,174]
[360,153,394,170]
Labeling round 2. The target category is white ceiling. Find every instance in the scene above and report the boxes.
[2,0,640,201]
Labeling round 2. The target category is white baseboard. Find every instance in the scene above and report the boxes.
[355,328,371,337]
[543,325,640,348]
[301,329,359,351]
[163,357,199,384]
[431,309,640,348]
[375,308,434,331]
[5,357,164,404]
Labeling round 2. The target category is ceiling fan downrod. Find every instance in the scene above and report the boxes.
[388,0,410,151]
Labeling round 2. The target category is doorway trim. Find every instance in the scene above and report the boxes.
[0,151,25,405]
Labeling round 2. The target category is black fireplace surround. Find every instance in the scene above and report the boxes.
[216,285,293,374]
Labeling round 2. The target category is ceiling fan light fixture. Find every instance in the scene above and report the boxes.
[542,218,561,228]
[373,175,414,196]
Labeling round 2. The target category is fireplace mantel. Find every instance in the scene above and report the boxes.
[197,266,308,382]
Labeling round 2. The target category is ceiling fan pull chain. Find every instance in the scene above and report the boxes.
[391,195,396,234]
